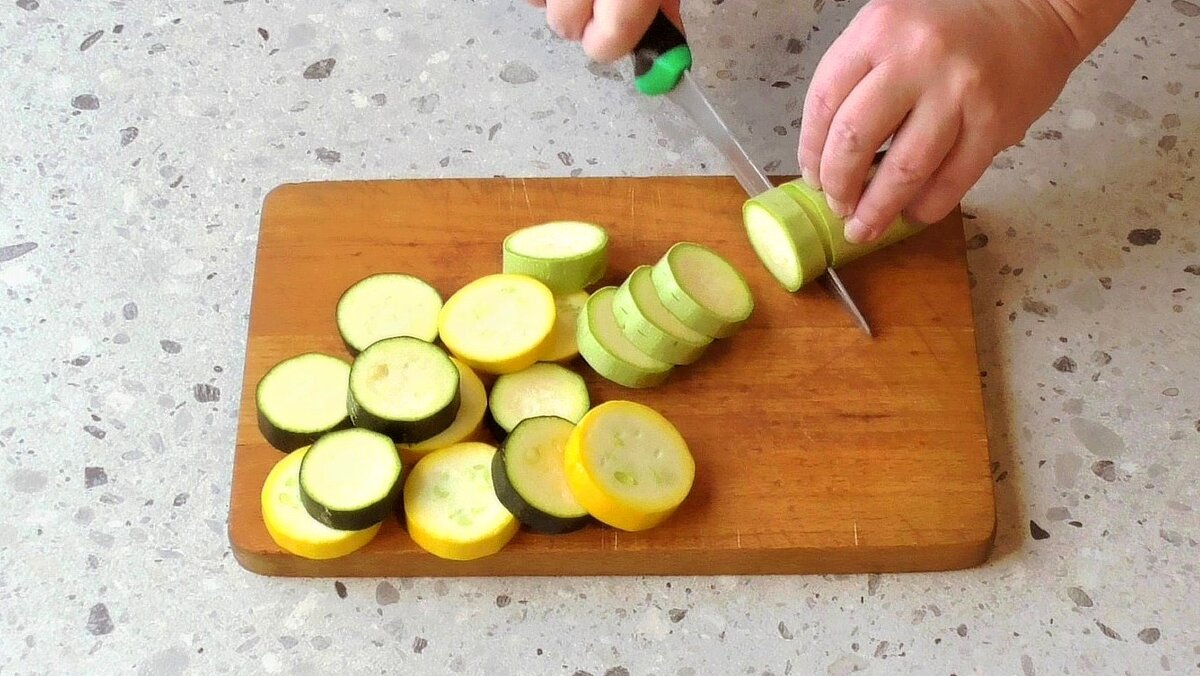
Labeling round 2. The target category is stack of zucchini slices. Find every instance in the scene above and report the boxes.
[253,219,716,562]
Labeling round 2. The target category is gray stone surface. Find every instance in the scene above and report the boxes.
[1,0,1197,673]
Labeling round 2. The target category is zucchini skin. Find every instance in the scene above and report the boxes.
[256,408,351,453]
[348,386,462,444]
[299,471,404,531]
[491,441,591,535]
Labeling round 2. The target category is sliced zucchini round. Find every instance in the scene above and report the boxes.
[489,363,590,435]
[563,400,695,532]
[403,442,519,561]
[779,179,927,268]
[502,221,608,294]
[348,336,461,443]
[438,274,557,375]
[612,265,711,365]
[261,445,382,559]
[540,290,590,363]
[335,273,443,354]
[255,353,352,452]
[298,428,404,531]
[395,357,488,466]
[576,286,673,389]
[743,187,827,291]
[649,242,754,339]
[492,416,589,534]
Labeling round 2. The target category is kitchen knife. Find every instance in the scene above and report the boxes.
[630,12,873,336]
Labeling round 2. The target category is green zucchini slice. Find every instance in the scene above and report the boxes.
[612,265,711,365]
[255,353,352,452]
[347,336,461,443]
[335,273,443,354]
[576,286,673,389]
[502,221,608,294]
[489,363,590,435]
[649,242,754,339]
[743,188,828,291]
[492,416,590,534]
[298,428,403,531]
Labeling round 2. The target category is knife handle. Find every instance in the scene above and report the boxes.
[632,12,692,96]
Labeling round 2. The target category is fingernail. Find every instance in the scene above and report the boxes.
[844,217,874,244]
[826,196,852,218]
[801,167,819,189]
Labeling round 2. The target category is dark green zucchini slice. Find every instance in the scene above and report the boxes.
[298,428,403,531]
[488,363,590,438]
[255,352,352,452]
[492,416,590,534]
[347,336,461,443]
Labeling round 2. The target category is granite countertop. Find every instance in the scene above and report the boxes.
[2,0,1197,673]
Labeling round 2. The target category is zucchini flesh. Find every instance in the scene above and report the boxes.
[612,265,711,365]
[540,290,590,363]
[650,242,754,339]
[743,189,827,291]
[335,273,443,354]
[395,357,487,464]
[779,180,927,267]
[489,363,590,434]
[298,428,403,531]
[576,286,672,389]
[403,442,519,560]
[502,221,608,294]
[348,336,461,443]
[438,274,556,375]
[563,400,695,531]
[255,353,352,452]
[492,416,589,533]
[261,445,381,559]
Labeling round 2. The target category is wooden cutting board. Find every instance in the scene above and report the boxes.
[228,177,995,577]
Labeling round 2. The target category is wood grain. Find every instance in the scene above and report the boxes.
[228,177,995,577]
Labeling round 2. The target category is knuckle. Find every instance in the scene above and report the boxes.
[885,156,932,188]
[829,120,866,153]
[805,89,838,121]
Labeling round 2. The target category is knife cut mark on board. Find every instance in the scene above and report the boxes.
[519,177,533,218]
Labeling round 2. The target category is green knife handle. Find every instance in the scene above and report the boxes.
[632,12,692,96]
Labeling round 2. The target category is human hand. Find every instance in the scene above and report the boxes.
[798,0,1095,243]
[524,0,683,63]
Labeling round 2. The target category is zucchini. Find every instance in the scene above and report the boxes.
[540,290,590,363]
[255,353,352,452]
[261,445,382,559]
[576,286,673,389]
[492,416,589,534]
[335,273,443,354]
[649,242,754,339]
[502,221,608,294]
[298,428,404,531]
[563,400,695,531]
[347,336,461,443]
[489,363,590,435]
[403,442,519,560]
[743,188,828,291]
[778,179,927,267]
[395,357,488,466]
[612,265,711,365]
[438,273,557,375]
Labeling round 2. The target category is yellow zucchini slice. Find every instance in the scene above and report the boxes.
[540,290,591,363]
[563,401,695,531]
[438,274,556,375]
[260,446,381,560]
[403,442,519,560]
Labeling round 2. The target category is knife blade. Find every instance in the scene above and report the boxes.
[630,13,872,336]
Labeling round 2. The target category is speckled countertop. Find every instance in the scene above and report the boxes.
[2,0,1197,673]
